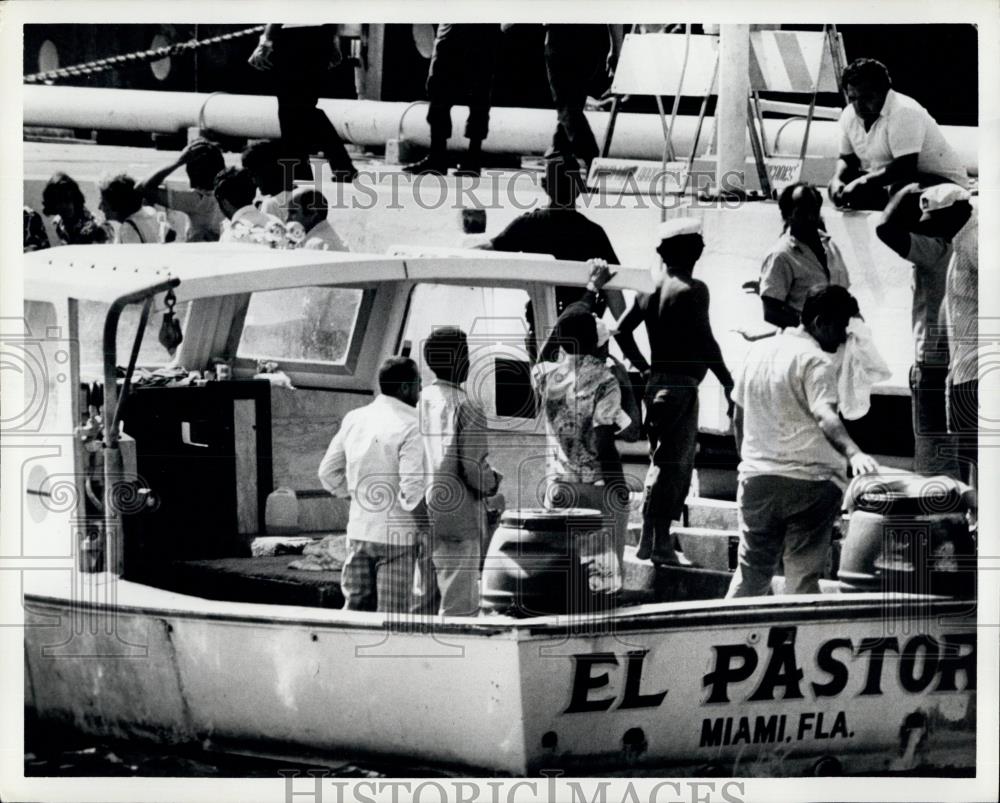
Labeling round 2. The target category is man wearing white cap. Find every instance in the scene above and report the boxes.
[876,182,974,478]
[925,185,978,486]
[615,218,735,565]
[829,59,967,211]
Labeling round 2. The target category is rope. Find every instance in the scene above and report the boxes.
[24,26,266,84]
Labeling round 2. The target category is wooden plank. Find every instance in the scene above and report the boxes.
[233,398,258,538]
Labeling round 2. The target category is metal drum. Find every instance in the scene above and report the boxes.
[838,473,975,598]
[480,508,620,618]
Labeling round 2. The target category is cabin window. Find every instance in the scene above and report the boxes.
[77,298,191,383]
[236,286,370,372]
[401,283,537,421]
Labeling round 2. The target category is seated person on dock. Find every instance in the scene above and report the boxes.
[759,183,851,329]
[318,357,430,613]
[532,274,630,582]
[419,327,503,616]
[829,58,968,211]
[241,140,295,222]
[614,219,735,566]
[286,188,349,251]
[214,167,282,243]
[727,286,879,598]
[99,173,170,244]
[41,172,110,245]
[136,139,226,242]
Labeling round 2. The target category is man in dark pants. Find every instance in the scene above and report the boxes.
[249,24,358,183]
[404,24,501,177]
[615,218,735,565]
[544,24,614,171]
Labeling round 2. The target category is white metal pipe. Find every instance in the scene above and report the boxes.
[716,25,750,191]
[23,85,979,176]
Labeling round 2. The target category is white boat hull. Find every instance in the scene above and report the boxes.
[24,574,976,776]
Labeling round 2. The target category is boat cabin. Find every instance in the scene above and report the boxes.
[23,243,686,609]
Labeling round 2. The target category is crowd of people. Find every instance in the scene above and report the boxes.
[23,137,351,253]
[23,43,979,615]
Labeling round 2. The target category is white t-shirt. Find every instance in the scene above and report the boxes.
[838,89,968,187]
[734,327,847,488]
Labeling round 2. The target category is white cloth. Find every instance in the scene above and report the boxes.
[219,205,283,243]
[258,189,293,222]
[734,327,847,488]
[835,318,892,420]
[838,89,968,187]
[302,219,350,251]
[318,395,429,546]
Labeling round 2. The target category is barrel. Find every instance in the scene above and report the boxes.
[480,508,620,618]
[838,473,975,598]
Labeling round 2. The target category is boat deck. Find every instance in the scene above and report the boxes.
[154,556,346,609]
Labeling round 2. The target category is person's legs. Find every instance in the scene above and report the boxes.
[277,94,318,182]
[458,26,500,175]
[727,476,786,598]
[406,24,457,175]
[948,380,978,487]
[340,541,377,610]
[544,25,602,169]
[780,480,843,595]
[432,537,482,616]
[637,377,699,563]
[911,362,960,477]
[374,543,418,614]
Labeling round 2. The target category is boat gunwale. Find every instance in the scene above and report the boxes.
[21,580,974,639]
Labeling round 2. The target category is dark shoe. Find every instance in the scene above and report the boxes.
[402,156,448,176]
[453,163,482,178]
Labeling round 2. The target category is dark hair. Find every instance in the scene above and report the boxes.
[656,232,704,266]
[290,189,329,218]
[241,140,289,194]
[842,58,891,92]
[556,310,598,356]
[801,285,860,329]
[41,172,85,217]
[185,140,225,191]
[241,140,280,172]
[99,174,142,218]
[542,156,583,206]
[777,182,823,224]
[213,166,256,212]
[378,356,419,397]
[423,327,469,382]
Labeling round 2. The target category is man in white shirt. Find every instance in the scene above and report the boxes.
[318,357,430,612]
[829,59,968,211]
[287,188,349,251]
[419,327,502,616]
[875,183,973,479]
[214,167,282,243]
[727,286,879,597]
